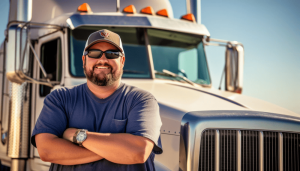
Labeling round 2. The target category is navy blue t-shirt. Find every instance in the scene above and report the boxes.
[31,83,162,171]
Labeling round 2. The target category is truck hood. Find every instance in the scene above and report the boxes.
[121,79,298,116]
[63,78,299,135]
[123,79,300,135]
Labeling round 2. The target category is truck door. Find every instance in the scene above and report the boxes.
[31,31,64,160]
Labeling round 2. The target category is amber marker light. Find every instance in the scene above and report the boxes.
[181,13,196,22]
[77,3,92,13]
[140,6,154,15]
[123,5,136,14]
[235,89,242,94]
[156,9,169,17]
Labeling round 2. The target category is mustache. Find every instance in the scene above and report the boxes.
[93,63,112,69]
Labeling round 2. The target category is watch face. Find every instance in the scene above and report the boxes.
[76,132,87,142]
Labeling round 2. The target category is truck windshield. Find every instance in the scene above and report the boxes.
[69,27,151,78]
[147,29,211,85]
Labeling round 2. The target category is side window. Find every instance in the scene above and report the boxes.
[39,38,62,97]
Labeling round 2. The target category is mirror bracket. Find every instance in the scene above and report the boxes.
[13,22,64,87]
[204,37,244,93]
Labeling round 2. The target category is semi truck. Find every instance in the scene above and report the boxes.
[0,0,299,171]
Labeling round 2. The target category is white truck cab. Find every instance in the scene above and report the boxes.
[0,0,299,171]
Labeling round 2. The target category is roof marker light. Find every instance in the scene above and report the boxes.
[235,89,242,94]
[77,3,92,13]
[140,6,154,15]
[181,13,196,23]
[156,9,169,17]
[123,5,136,14]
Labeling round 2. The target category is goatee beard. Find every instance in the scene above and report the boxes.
[83,63,122,86]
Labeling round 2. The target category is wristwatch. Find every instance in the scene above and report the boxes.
[73,129,88,146]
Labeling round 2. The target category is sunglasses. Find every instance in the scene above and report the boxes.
[84,49,122,59]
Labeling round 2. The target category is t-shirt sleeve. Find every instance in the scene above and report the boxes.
[31,90,69,148]
[126,94,163,154]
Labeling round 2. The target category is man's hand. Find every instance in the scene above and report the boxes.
[63,128,78,142]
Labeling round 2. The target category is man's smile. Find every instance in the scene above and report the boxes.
[95,66,110,70]
[96,67,109,69]
[93,65,112,72]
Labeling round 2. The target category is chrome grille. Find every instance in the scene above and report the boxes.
[199,130,215,171]
[283,133,300,171]
[220,130,236,171]
[199,130,300,171]
[264,132,279,171]
[241,130,259,171]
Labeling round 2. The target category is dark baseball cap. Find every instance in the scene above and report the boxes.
[84,29,124,55]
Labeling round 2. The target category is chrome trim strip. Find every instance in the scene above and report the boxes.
[278,132,283,171]
[259,131,264,171]
[237,130,241,171]
[215,130,219,171]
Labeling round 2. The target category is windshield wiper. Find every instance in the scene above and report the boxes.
[155,69,195,86]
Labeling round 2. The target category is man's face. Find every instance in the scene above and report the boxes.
[82,42,125,86]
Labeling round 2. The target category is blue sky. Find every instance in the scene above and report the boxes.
[0,0,299,114]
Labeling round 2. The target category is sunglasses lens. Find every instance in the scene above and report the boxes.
[105,51,121,59]
[86,50,121,59]
[88,51,102,58]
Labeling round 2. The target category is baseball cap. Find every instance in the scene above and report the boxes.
[84,29,124,55]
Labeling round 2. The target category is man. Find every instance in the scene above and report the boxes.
[31,29,162,171]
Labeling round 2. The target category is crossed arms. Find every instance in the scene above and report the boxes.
[35,128,154,165]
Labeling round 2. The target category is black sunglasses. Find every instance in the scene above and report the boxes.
[84,49,122,59]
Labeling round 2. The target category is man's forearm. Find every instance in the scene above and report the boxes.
[82,132,154,164]
[35,133,103,165]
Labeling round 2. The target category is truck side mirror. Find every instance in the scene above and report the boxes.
[225,44,244,94]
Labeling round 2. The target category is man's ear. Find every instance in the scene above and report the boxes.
[82,55,85,66]
[121,56,125,66]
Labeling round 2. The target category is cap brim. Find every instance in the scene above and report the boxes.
[84,39,123,53]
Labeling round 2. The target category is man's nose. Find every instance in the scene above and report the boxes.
[96,53,109,62]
